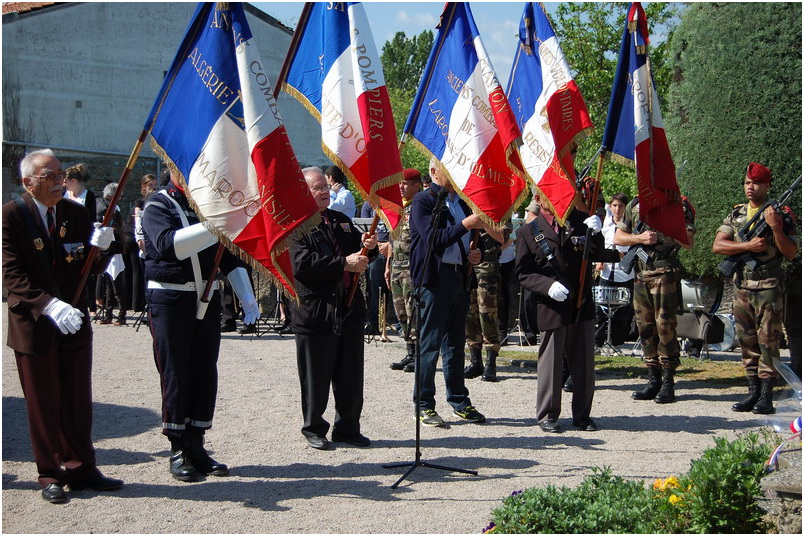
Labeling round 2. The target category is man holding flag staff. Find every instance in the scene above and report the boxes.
[712,163,798,414]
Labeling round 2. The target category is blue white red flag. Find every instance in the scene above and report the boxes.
[602,2,688,245]
[403,2,528,227]
[145,2,319,299]
[281,2,404,232]
[506,2,593,226]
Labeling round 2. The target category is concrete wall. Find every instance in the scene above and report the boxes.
[2,2,326,167]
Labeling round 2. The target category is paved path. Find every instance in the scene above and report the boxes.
[2,311,789,534]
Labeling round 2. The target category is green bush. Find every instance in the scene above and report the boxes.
[485,433,774,534]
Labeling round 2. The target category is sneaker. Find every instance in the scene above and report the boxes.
[418,409,445,427]
[453,405,486,423]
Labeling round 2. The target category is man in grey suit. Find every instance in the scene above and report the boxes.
[515,194,612,433]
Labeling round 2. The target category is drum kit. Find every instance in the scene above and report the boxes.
[593,285,631,355]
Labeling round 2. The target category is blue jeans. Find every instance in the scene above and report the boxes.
[414,268,471,412]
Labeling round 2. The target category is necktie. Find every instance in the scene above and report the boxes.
[46,207,55,239]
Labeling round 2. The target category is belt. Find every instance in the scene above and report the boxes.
[742,266,784,281]
[442,263,463,271]
[147,280,220,292]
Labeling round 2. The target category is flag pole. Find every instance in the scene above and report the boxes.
[345,213,380,309]
[72,131,149,304]
[573,152,605,325]
[273,2,314,100]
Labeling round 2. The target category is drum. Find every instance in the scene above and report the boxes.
[708,313,737,351]
[592,286,630,306]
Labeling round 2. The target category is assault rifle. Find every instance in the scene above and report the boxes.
[718,174,801,277]
[619,160,688,273]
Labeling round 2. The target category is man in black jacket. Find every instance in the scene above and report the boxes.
[290,167,377,450]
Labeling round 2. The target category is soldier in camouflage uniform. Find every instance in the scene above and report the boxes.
[614,195,696,404]
[464,228,506,382]
[713,162,798,414]
[387,169,422,372]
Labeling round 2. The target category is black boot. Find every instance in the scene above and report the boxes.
[464,348,484,379]
[391,343,416,370]
[632,367,662,400]
[482,349,498,382]
[169,439,201,482]
[751,378,776,414]
[732,376,761,412]
[654,368,676,404]
[186,434,229,476]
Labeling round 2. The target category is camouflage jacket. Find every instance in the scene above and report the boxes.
[391,202,412,270]
[617,197,696,265]
[718,203,797,273]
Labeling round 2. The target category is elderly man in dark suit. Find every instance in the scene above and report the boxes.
[515,193,610,433]
[2,149,123,503]
[290,167,377,450]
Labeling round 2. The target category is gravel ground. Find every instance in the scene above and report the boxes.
[2,308,786,534]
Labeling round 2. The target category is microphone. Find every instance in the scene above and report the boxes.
[430,188,449,227]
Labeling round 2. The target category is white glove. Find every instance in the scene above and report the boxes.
[583,215,602,235]
[90,222,115,251]
[173,223,218,260]
[547,281,570,302]
[43,297,84,335]
[227,267,260,325]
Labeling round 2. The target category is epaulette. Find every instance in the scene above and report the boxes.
[733,202,746,209]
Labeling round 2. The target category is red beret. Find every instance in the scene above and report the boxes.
[402,168,422,181]
[746,162,771,183]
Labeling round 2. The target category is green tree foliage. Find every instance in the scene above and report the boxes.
[381,31,434,177]
[551,3,681,200]
[666,2,802,276]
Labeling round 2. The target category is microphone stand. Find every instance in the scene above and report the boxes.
[383,188,478,488]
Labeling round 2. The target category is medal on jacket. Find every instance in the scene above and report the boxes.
[34,238,44,250]
[59,222,67,238]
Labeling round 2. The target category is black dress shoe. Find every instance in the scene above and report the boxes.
[42,483,67,503]
[69,474,124,491]
[305,435,331,450]
[572,418,598,431]
[170,450,202,482]
[238,323,256,334]
[278,324,294,335]
[538,419,562,433]
[331,432,371,447]
[220,322,237,333]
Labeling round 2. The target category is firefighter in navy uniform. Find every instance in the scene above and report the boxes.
[142,172,259,481]
[713,162,798,414]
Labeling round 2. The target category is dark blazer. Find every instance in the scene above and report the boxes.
[409,182,472,287]
[515,209,609,331]
[290,209,374,335]
[2,193,109,354]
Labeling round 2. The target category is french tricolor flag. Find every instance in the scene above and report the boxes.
[403,2,528,227]
[146,3,319,298]
[602,2,688,245]
[281,2,404,232]
[507,2,593,226]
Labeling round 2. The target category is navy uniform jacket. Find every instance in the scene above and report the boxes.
[409,182,472,287]
[141,182,243,284]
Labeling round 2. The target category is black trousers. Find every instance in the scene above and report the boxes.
[294,305,365,439]
[147,288,222,440]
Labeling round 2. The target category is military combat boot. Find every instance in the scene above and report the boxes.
[751,378,776,414]
[169,439,201,482]
[654,368,676,404]
[186,434,229,476]
[390,343,416,371]
[482,349,498,382]
[732,376,761,412]
[464,348,484,379]
[631,366,662,400]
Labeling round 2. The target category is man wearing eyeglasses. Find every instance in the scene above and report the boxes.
[2,149,123,504]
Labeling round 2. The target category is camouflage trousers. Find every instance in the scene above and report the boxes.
[390,266,416,341]
[733,279,784,379]
[633,268,681,369]
[466,262,501,352]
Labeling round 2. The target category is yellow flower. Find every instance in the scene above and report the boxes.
[669,494,681,505]
[665,476,680,489]
[653,478,664,490]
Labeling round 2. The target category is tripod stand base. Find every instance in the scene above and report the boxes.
[383,459,478,489]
